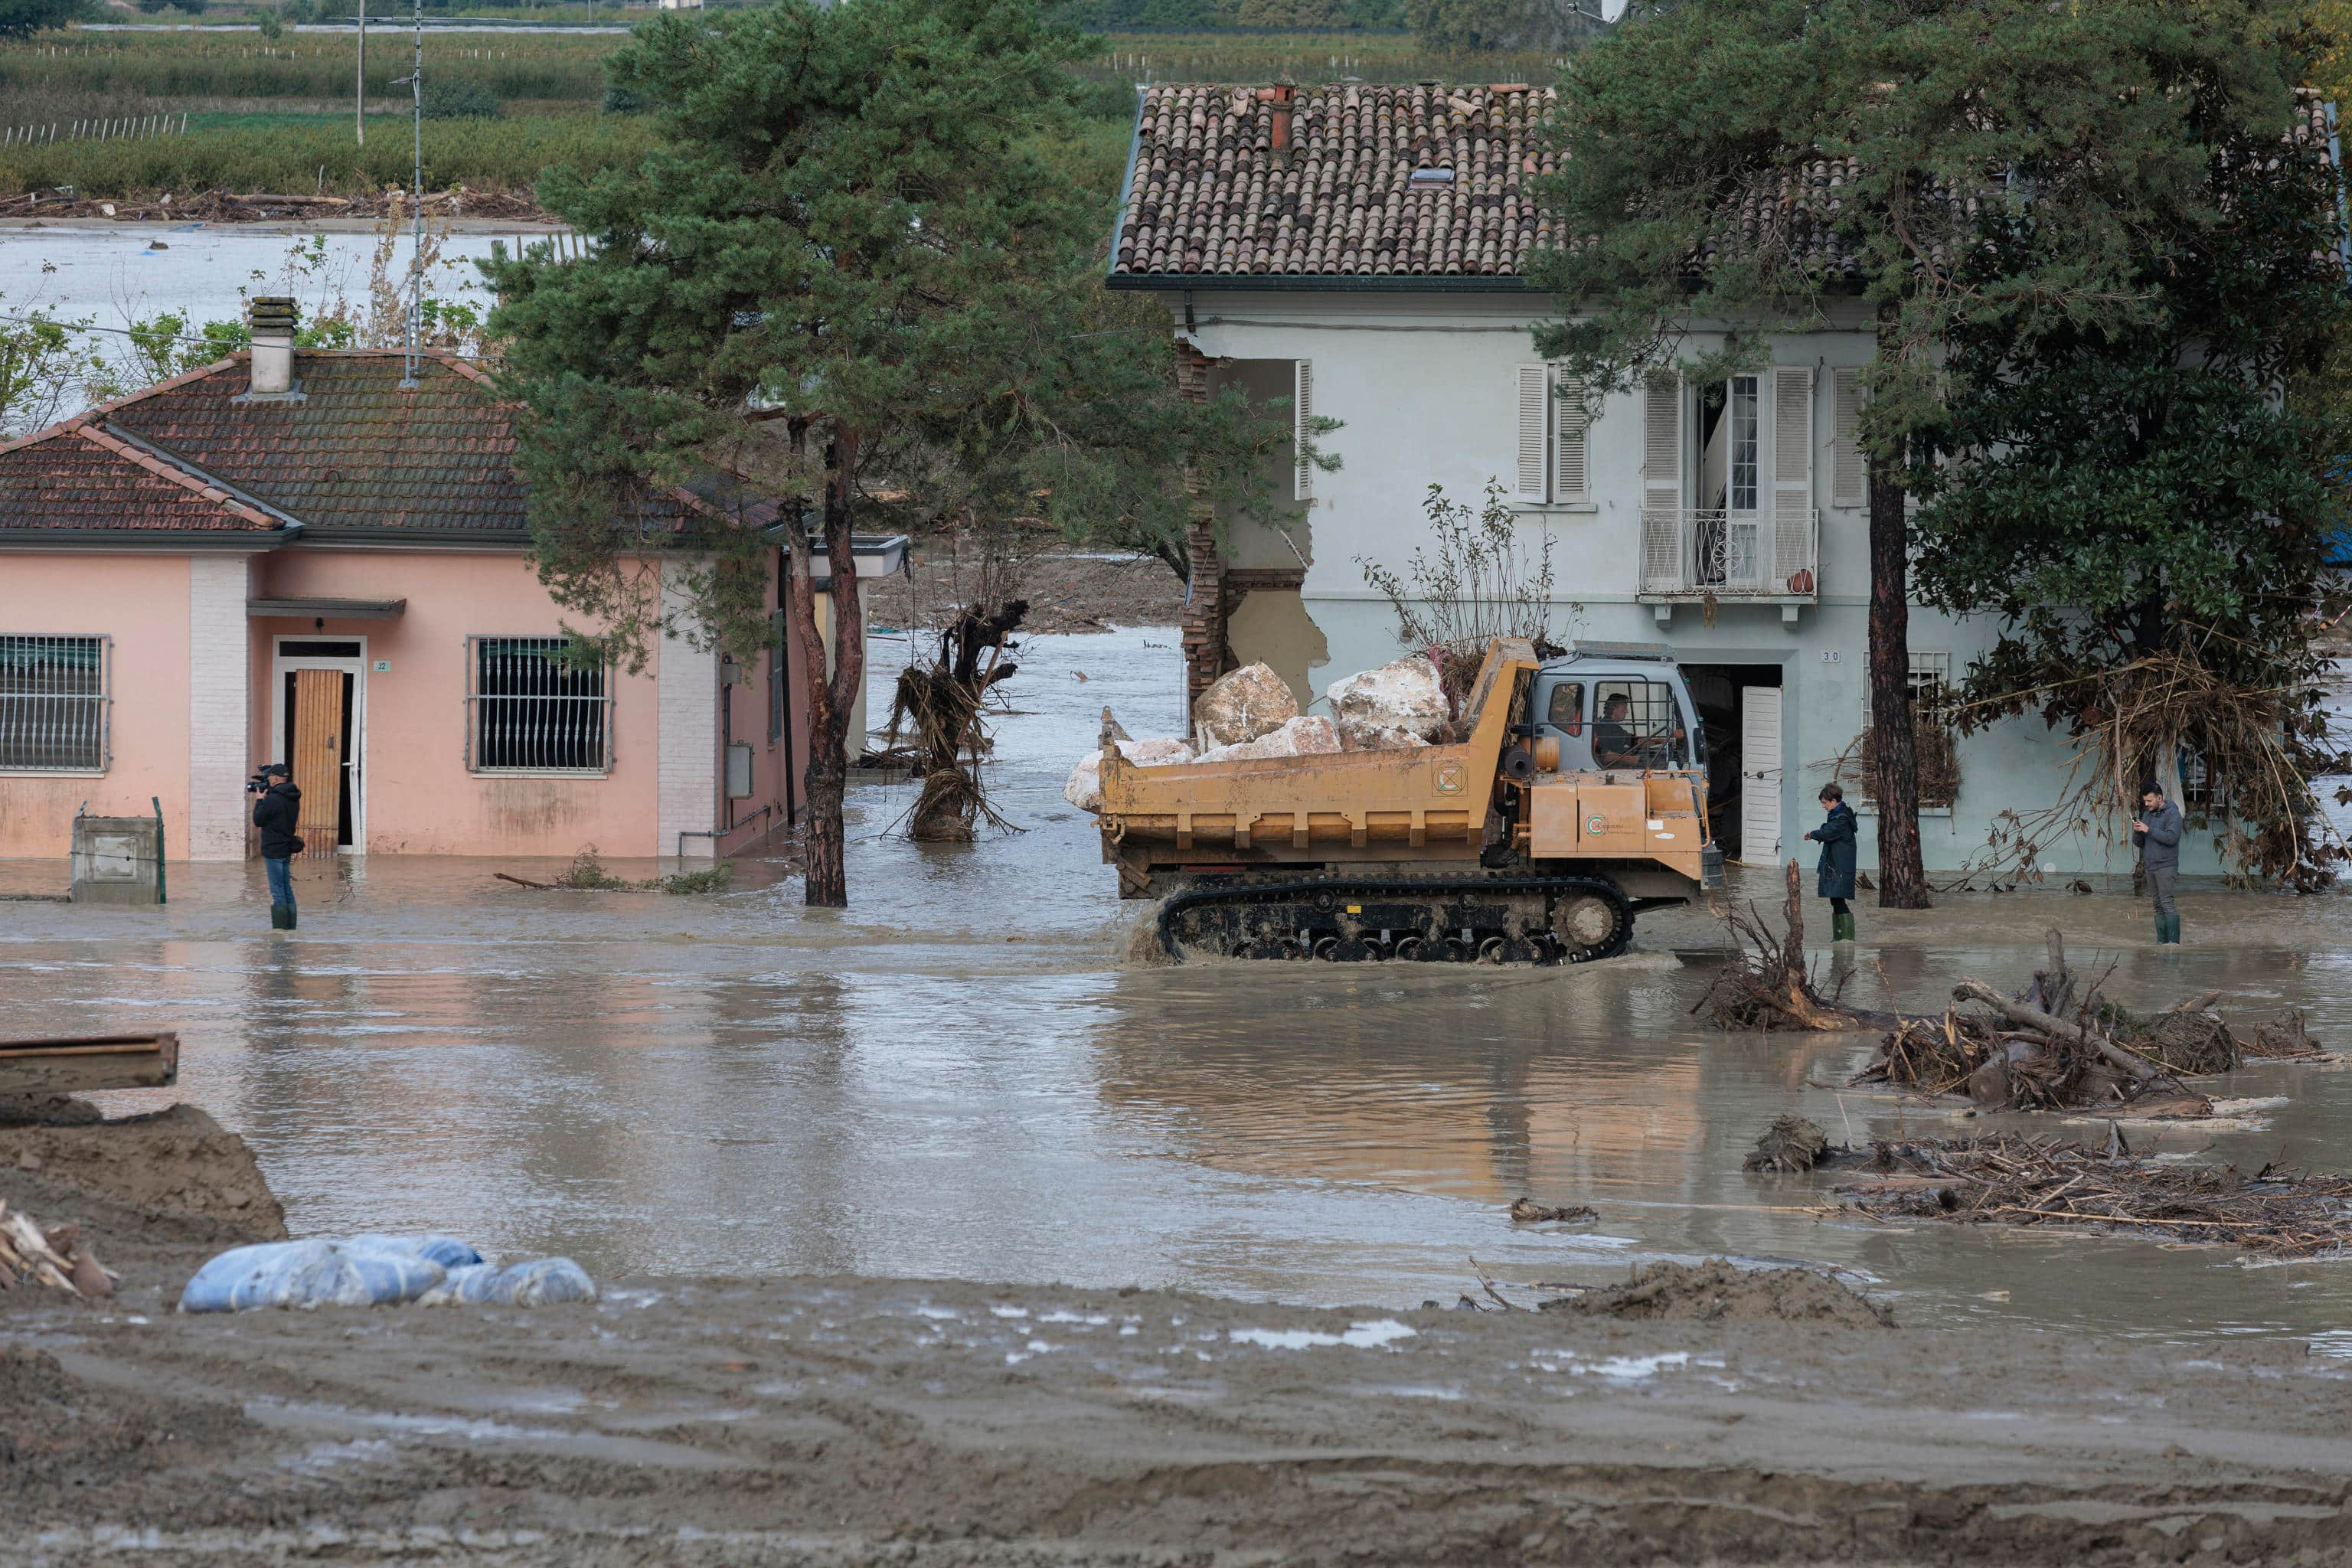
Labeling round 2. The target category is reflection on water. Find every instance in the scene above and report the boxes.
[2,625,2350,1341]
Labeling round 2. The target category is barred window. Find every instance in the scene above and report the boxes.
[0,635,109,773]
[1859,651,1955,807]
[465,636,612,774]
[1590,678,1691,769]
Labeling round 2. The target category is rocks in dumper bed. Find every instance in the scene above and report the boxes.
[1328,655,1447,751]
[1062,735,1195,812]
[1192,662,1298,750]
[1543,1259,1893,1328]
[1195,714,1341,763]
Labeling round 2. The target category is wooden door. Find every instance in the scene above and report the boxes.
[1739,688,1782,864]
[290,668,345,858]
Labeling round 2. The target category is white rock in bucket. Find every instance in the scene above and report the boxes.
[1328,656,1448,751]
[1196,714,1341,763]
[1063,737,1196,813]
[1192,662,1298,750]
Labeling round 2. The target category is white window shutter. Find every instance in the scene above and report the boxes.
[1553,371,1589,502]
[1513,364,1550,501]
[1772,368,1815,592]
[1640,371,1682,591]
[1293,359,1314,501]
[1831,368,1865,509]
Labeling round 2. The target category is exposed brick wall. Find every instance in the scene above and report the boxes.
[657,559,720,861]
[1174,341,1232,711]
[185,555,252,860]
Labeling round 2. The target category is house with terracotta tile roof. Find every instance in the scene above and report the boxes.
[1108,79,2213,874]
[0,299,888,865]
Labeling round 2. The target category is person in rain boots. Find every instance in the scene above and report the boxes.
[1807,782,1859,942]
[251,763,303,929]
[2132,783,2183,944]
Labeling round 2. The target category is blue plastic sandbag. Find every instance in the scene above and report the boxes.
[420,1256,596,1308]
[178,1239,446,1313]
[346,1233,484,1269]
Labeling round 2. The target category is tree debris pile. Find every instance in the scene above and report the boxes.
[0,1201,116,1299]
[1539,1259,1893,1328]
[1841,928,2330,1116]
[1696,861,1893,1033]
[1744,1114,1834,1173]
[1834,1136,2352,1256]
[887,599,1026,841]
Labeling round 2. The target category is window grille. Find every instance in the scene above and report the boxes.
[464,636,612,774]
[0,635,109,773]
[1727,374,1759,512]
[1859,652,1954,805]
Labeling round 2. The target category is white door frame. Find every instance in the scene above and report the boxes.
[270,635,368,854]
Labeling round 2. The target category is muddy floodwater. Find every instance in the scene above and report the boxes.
[4,626,2350,1344]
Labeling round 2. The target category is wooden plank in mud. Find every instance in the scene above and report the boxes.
[0,1032,178,1096]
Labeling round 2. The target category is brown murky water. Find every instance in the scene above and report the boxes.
[2,626,2349,1343]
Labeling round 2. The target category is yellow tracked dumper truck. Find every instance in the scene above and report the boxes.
[1096,638,1723,965]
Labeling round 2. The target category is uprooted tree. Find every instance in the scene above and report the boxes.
[489,0,1251,906]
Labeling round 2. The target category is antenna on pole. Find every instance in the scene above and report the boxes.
[400,0,423,387]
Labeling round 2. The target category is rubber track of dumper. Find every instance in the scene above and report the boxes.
[1155,873,1632,966]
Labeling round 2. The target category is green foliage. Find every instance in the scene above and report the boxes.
[1404,0,1593,51]
[0,113,656,198]
[0,0,87,38]
[420,77,505,120]
[489,0,1285,668]
[0,298,104,438]
[0,29,615,106]
[255,8,283,41]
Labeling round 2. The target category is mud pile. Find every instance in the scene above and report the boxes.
[1546,1259,1894,1328]
[0,1102,286,1240]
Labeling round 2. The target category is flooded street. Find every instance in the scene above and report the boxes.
[4,626,2350,1341]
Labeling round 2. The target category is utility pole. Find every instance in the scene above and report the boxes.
[356,1,366,147]
[405,0,422,387]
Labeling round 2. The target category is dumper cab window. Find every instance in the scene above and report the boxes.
[1544,681,1585,735]
[1590,678,1691,769]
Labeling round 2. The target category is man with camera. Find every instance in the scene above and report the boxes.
[249,764,304,929]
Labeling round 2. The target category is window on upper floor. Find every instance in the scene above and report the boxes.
[0,635,109,773]
[466,635,612,775]
[1511,364,1591,505]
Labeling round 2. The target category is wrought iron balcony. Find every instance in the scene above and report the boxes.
[1638,508,1820,600]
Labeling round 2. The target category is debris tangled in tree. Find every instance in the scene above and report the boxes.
[886,599,1027,841]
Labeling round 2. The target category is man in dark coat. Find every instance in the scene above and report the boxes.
[251,764,302,929]
[1806,782,1859,942]
[2132,784,2183,945]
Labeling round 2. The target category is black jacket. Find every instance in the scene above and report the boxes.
[253,781,303,859]
[1807,802,1858,900]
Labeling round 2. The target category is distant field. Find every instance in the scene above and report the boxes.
[0,112,657,198]
[0,30,614,111]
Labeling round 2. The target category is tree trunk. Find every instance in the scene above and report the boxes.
[783,421,866,909]
[1867,301,1930,910]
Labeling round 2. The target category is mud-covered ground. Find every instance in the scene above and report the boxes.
[6,1255,2352,1567]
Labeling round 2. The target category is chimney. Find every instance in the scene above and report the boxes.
[1269,77,1296,165]
[246,296,297,397]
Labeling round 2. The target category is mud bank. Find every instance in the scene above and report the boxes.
[2,1269,2348,1566]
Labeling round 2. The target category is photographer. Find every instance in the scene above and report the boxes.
[249,764,304,929]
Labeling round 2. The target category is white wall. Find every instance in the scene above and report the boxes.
[1174,289,2198,876]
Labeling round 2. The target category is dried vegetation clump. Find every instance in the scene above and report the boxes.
[1834,1135,2352,1257]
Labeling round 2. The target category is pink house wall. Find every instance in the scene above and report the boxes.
[250,550,684,858]
[0,554,194,859]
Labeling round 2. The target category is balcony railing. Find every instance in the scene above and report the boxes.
[1638,508,1819,599]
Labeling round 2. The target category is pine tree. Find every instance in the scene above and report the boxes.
[489,0,1274,906]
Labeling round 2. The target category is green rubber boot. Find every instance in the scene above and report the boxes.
[2164,913,2181,945]
[270,903,293,930]
[1832,910,1857,943]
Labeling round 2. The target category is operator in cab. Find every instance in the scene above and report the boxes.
[1592,693,1686,769]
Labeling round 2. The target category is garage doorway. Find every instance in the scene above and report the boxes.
[1679,663,1783,864]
